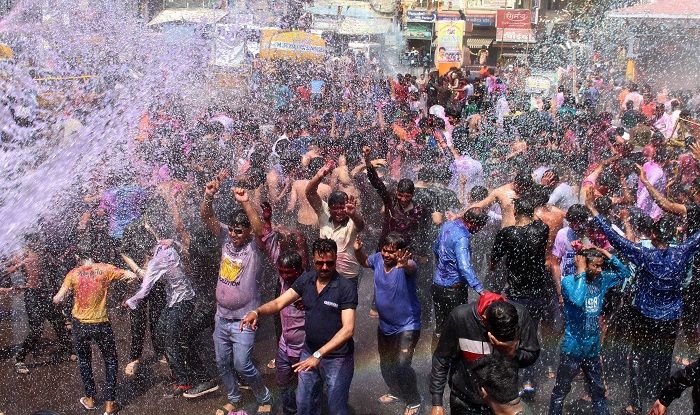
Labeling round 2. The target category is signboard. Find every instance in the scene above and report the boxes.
[259,30,327,60]
[464,13,496,26]
[405,22,433,39]
[466,0,515,10]
[496,28,535,43]
[435,21,465,63]
[406,10,436,22]
[496,9,531,29]
[525,71,558,94]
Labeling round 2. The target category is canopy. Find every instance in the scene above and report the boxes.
[607,0,700,20]
[147,8,228,26]
[259,30,326,61]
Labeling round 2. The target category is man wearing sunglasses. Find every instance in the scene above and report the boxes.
[200,181,272,415]
[241,238,358,415]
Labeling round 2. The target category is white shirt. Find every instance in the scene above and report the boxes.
[318,201,361,278]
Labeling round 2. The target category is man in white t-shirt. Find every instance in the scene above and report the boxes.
[306,160,365,288]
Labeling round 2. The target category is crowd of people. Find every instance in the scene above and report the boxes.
[3,46,700,415]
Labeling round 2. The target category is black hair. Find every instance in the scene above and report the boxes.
[277,251,303,269]
[229,210,251,228]
[470,186,489,202]
[593,196,613,215]
[472,355,520,404]
[580,248,605,264]
[514,197,535,217]
[653,215,677,243]
[530,184,550,207]
[513,171,534,191]
[396,178,415,194]
[383,232,408,250]
[417,166,435,182]
[635,213,654,236]
[328,191,348,207]
[484,301,519,342]
[463,207,489,229]
[434,164,453,184]
[566,204,590,223]
[312,238,338,256]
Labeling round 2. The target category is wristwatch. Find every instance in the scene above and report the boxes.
[312,350,322,359]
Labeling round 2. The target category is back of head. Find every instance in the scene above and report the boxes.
[484,301,519,342]
[653,215,677,243]
[463,207,489,229]
[513,171,534,192]
[473,355,520,405]
[469,186,489,203]
[566,204,590,223]
[277,251,303,270]
[514,197,535,218]
[593,196,612,216]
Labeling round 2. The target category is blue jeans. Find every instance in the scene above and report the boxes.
[296,349,354,415]
[549,353,608,415]
[213,317,271,404]
[73,321,118,402]
[276,348,301,415]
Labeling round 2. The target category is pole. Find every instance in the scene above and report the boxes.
[572,45,577,100]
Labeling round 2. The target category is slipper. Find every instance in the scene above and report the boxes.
[405,403,421,415]
[79,397,96,411]
[378,394,399,404]
[266,359,276,369]
[257,400,272,415]
[103,402,120,415]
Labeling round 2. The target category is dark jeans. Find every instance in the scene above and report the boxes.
[549,353,608,415]
[186,297,216,381]
[432,283,469,340]
[296,349,354,415]
[377,329,421,406]
[276,348,301,415]
[449,393,492,415]
[157,299,205,385]
[16,288,72,361]
[128,281,166,361]
[508,294,558,385]
[627,307,679,410]
[73,321,118,401]
[415,256,434,325]
[680,279,700,353]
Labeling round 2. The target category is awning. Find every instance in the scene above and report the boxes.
[307,1,393,34]
[337,18,393,35]
[465,38,493,48]
[607,0,700,20]
[147,8,228,26]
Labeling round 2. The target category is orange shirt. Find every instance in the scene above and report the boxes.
[61,263,125,323]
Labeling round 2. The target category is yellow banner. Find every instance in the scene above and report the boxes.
[434,21,465,74]
[259,30,326,61]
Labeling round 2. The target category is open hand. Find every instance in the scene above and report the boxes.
[396,249,412,269]
[345,195,357,216]
[293,355,321,372]
[204,179,220,198]
[353,236,363,251]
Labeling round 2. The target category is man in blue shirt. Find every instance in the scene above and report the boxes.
[240,239,357,415]
[549,247,630,415]
[586,192,700,413]
[432,207,488,346]
[355,232,422,415]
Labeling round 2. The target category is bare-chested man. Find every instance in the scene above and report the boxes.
[469,172,534,228]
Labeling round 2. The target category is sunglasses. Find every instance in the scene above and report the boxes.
[314,260,336,267]
[228,226,248,235]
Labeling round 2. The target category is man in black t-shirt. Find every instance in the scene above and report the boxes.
[490,197,553,395]
[241,238,358,415]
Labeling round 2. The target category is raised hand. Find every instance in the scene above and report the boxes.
[636,164,649,185]
[362,145,372,160]
[204,179,220,198]
[353,236,363,251]
[345,195,357,216]
[690,142,700,162]
[396,249,412,269]
[318,160,335,177]
[541,171,556,187]
[233,187,249,203]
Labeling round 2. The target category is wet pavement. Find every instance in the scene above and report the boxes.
[0,271,694,415]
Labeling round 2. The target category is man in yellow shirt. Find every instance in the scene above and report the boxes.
[53,252,138,415]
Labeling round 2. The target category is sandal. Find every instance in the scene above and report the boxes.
[124,360,139,376]
[378,394,399,404]
[257,399,273,414]
[215,402,238,415]
[405,403,421,415]
[79,397,96,410]
[103,402,120,415]
[266,359,276,369]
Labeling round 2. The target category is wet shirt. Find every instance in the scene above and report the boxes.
[595,215,700,320]
[61,263,125,323]
[291,270,358,357]
[99,185,147,238]
[261,230,306,357]
[433,220,484,292]
[216,224,263,320]
[125,241,195,309]
[492,220,550,298]
[368,253,421,335]
[560,256,630,358]
[548,182,578,211]
[318,201,361,278]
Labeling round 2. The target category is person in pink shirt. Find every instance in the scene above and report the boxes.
[637,146,667,220]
